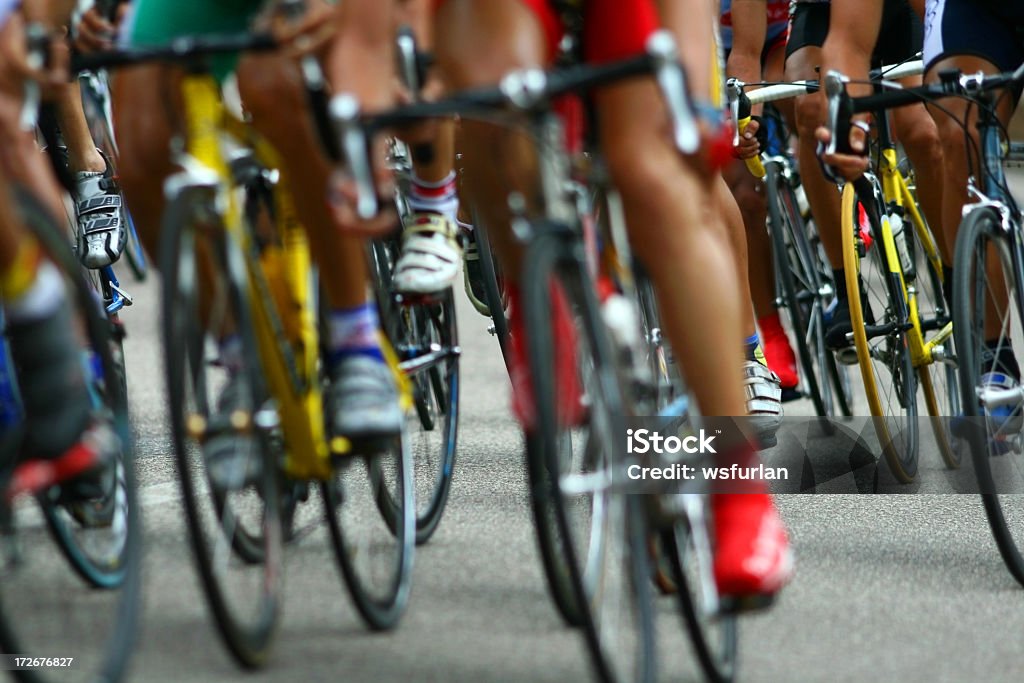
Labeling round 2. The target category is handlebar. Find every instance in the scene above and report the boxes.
[332,29,705,220]
[70,32,279,73]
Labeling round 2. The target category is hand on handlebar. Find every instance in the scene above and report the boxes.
[327,133,398,238]
[270,0,337,59]
[74,6,127,54]
[815,118,870,183]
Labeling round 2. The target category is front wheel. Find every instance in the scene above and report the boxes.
[952,205,1024,586]
[841,181,919,482]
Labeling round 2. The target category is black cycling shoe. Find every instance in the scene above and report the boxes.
[825,288,875,364]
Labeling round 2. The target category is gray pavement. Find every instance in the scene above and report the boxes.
[105,271,1024,683]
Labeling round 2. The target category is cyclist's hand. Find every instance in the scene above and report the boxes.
[270,0,336,59]
[735,116,761,160]
[74,7,120,53]
[327,136,399,237]
[815,122,869,182]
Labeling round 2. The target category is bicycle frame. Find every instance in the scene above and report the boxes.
[871,106,953,370]
[176,73,334,480]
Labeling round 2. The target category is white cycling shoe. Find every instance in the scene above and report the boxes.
[393,213,462,295]
[743,360,784,449]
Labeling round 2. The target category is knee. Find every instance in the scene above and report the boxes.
[899,113,944,169]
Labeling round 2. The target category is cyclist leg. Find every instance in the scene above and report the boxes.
[0,11,102,492]
[54,80,126,268]
[391,0,463,296]
[923,0,1024,389]
[591,0,792,603]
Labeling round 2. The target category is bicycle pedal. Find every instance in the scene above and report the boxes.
[109,283,133,306]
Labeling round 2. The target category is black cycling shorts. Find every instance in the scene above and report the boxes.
[923,0,1024,73]
[786,0,923,67]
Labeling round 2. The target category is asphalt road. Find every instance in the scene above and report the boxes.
[78,264,1023,683]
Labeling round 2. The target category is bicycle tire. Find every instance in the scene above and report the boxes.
[765,162,833,423]
[841,181,919,482]
[472,210,512,370]
[952,205,1024,586]
[160,192,284,667]
[323,432,416,630]
[663,520,738,683]
[523,230,655,683]
[0,190,141,683]
[370,241,460,545]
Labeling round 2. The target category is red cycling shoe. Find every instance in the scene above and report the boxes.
[507,283,586,431]
[712,492,794,612]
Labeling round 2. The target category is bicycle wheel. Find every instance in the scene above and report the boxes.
[841,181,919,482]
[0,191,141,683]
[371,241,460,545]
[808,217,855,418]
[953,205,1024,586]
[904,208,960,469]
[523,230,655,683]
[766,162,833,421]
[161,192,284,667]
[663,503,738,683]
[323,431,415,630]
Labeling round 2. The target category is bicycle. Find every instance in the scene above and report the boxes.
[333,29,739,683]
[727,81,853,424]
[0,188,141,683]
[816,59,960,483]
[76,33,417,666]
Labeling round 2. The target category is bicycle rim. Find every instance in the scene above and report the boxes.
[841,183,919,482]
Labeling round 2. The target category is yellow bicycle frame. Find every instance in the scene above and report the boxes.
[877,147,953,368]
[179,73,335,480]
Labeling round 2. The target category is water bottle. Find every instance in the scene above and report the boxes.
[887,211,916,278]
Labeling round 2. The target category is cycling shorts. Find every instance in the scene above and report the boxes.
[786,0,923,68]
[434,0,660,65]
[923,0,1024,73]
[125,0,265,82]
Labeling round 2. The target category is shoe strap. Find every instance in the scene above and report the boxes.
[403,213,460,247]
[78,193,121,216]
[81,214,121,236]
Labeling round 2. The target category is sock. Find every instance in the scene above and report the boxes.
[982,339,1021,381]
[3,258,65,324]
[407,171,459,224]
[326,303,384,366]
[218,335,245,373]
[744,333,761,363]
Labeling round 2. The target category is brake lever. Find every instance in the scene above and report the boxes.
[646,30,700,155]
[329,94,379,220]
[823,70,855,157]
[395,25,420,98]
